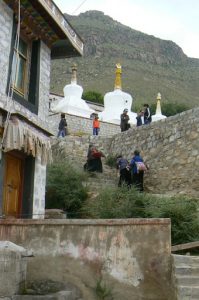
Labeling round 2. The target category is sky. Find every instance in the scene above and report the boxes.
[54,0,199,59]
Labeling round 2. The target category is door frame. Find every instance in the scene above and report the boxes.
[3,151,25,218]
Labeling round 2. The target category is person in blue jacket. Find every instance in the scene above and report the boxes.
[143,104,152,124]
[116,155,131,187]
[130,150,147,192]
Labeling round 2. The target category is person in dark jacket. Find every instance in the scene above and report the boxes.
[143,104,152,124]
[58,113,67,137]
[136,111,145,127]
[116,155,131,187]
[130,150,147,192]
[120,109,130,132]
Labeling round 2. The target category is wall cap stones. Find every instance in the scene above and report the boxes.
[0,218,171,226]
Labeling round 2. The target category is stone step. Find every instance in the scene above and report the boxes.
[175,266,199,276]
[87,173,117,180]
[177,285,199,299]
[85,176,117,183]
[86,184,116,190]
[175,275,199,286]
[12,290,77,300]
[86,182,116,187]
[86,177,117,186]
[173,255,199,267]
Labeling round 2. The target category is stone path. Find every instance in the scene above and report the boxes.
[172,254,199,300]
[83,163,118,197]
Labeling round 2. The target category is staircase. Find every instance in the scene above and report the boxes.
[172,254,199,300]
[84,163,118,196]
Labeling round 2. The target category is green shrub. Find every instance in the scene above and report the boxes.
[134,102,190,117]
[82,90,104,104]
[148,197,199,245]
[150,102,190,117]
[45,162,88,218]
[105,155,118,168]
[95,278,113,300]
[82,186,151,219]
[82,186,199,245]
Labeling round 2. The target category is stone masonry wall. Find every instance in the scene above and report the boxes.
[0,2,52,130]
[51,107,199,196]
[51,135,112,168]
[48,112,121,137]
[0,0,12,96]
[38,42,51,123]
[109,107,199,196]
[0,219,174,300]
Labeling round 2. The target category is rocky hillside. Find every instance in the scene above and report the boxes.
[50,10,199,108]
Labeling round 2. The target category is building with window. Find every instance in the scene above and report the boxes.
[0,0,83,219]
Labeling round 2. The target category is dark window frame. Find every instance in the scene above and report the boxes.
[13,37,29,96]
[7,16,40,114]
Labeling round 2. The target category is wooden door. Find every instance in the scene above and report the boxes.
[3,153,23,217]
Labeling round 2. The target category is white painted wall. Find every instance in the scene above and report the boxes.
[32,157,46,219]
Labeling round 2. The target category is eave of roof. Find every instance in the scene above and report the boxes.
[3,0,84,58]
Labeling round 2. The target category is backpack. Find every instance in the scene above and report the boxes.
[135,161,147,172]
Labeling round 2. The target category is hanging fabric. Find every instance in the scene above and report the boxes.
[2,116,52,165]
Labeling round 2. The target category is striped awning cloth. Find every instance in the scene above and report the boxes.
[2,116,52,165]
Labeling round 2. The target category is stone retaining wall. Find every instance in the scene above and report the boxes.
[51,135,112,166]
[51,107,199,196]
[48,112,121,137]
[109,107,199,196]
[0,219,174,300]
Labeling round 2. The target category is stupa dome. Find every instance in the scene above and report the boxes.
[99,64,137,125]
[51,64,94,118]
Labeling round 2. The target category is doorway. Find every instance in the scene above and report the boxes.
[3,152,24,217]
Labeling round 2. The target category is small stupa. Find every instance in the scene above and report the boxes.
[152,93,167,122]
[50,64,94,118]
[98,63,137,125]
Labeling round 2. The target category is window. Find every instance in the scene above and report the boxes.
[13,38,29,97]
[7,18,40,114]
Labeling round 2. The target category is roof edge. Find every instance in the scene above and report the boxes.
[37,0,84,56]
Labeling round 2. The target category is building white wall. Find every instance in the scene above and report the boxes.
[38,42,51,122]
[32,157,46,219]
[0,0,13,97]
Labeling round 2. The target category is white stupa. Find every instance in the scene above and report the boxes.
[152,93,167,122]
[98,64,137,125]
[50,64,94,118]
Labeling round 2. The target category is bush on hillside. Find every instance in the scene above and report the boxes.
[82,187,154,219]
[149,197,199,245]
[82,90,104,104]
[133,102,190,117]
[150,102,190,117]
[82,186,199,245]
[105,155,118,168]
[45,162,88,218]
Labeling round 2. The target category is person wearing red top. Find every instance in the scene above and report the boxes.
[93,115,100,135]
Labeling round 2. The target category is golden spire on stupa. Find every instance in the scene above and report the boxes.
[114,63,122,90]
[71,63,77,84]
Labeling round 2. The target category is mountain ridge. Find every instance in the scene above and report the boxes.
[50,10,199,108]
